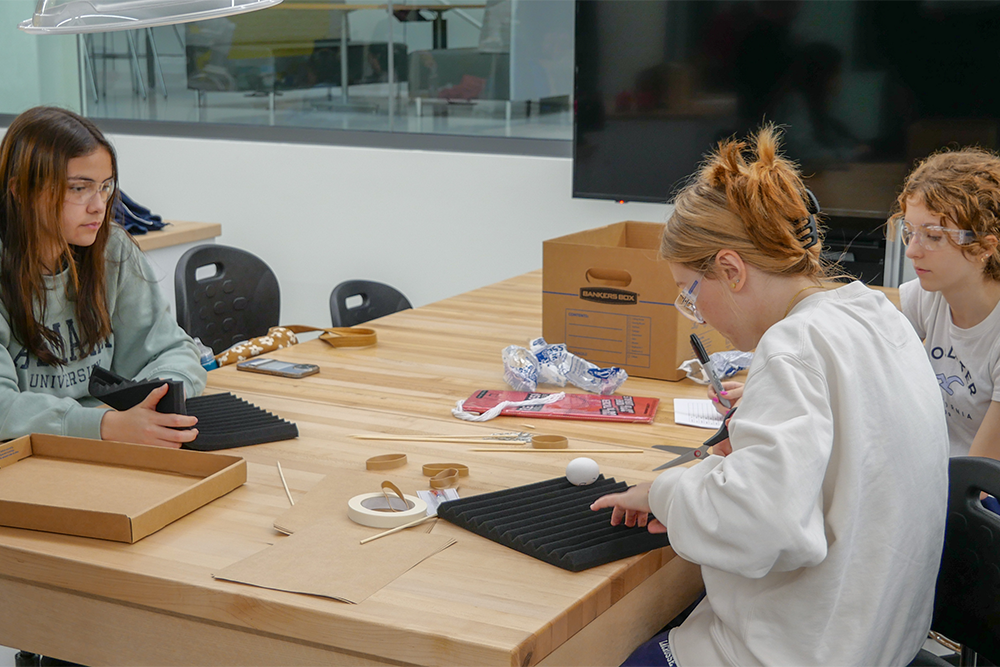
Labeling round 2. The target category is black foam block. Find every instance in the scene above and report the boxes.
[183,392,299,451]
[88,366,298,450]
[436,476,670,571]
[88,366,185,415]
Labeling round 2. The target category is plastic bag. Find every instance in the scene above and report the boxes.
[679,350,753,384]
[501,338,627,395]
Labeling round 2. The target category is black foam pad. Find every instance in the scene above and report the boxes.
[183,392,299,451]
[436,476,670,571]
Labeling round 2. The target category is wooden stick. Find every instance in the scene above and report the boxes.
[469,448,643,454]
[359,515,436,545]
[275,461,294,506]
[350,434,524,443]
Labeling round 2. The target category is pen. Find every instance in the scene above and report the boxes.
[690,333,731,409]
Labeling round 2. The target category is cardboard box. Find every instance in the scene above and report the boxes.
[0,434,246,543]
[543,221,731,382]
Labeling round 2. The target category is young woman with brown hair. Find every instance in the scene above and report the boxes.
[0,106,205,447]
[592,126,948,666]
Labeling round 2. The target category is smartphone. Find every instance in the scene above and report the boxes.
[236,357,319,379]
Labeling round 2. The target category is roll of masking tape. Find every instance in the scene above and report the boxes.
[348,490,428,528]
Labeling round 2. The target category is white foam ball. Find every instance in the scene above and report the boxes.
[566,457,600,486]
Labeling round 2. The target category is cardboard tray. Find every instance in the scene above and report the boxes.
[0,434,246,543]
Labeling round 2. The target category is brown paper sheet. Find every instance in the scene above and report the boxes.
[213,520,455,604]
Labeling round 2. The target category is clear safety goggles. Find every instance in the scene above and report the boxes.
[675,276,705,324]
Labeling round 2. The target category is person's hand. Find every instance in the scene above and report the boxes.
[590,482,665,533]
[100,384,199,448]
[708,410,737,457]
[709,381,743,415]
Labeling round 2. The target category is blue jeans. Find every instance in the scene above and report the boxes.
[621,630,679,667]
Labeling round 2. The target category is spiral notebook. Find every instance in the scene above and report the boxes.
[673,398,724,429]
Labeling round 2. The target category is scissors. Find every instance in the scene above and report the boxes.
[653,406,737,470]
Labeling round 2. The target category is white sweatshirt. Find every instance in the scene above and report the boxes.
[649,281,948,666]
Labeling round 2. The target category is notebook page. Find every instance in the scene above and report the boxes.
[673,398,724,429]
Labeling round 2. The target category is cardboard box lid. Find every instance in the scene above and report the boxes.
[544,221,664,250]
[0,434,246,543]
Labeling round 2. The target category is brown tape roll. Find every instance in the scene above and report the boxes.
[531,435,568,449]
[366,453,407,470]
[429,468,459,489]
[422,462,470,477]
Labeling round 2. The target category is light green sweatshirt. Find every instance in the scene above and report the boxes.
[0,226,207,439]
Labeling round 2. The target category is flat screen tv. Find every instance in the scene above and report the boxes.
[573,0,1000,219]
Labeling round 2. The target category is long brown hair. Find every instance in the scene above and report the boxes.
[0,106,116,365]
[661,125,829,280]
[895,147,1000,282]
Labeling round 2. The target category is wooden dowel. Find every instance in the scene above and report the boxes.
[359,515,436,545]
[276,461,294,506]
[469,448,643,454]
[350,434,523,443]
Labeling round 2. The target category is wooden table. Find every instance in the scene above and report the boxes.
[0,270,713,667]
[132,220,221,253]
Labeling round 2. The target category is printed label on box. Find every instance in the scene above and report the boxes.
[565,309,651,369]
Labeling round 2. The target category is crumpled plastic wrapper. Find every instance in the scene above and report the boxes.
[502,345,539,392]
[679,350,754,384]
[501,338,628,395]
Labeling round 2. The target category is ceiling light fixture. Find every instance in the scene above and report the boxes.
[19,0,283,35]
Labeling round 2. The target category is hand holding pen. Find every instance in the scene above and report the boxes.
[690,334,731,410]
[709,381,743,415]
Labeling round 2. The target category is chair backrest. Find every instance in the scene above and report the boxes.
[175,244,280,355]
[329,280,411,327]
[930,456,1000,663]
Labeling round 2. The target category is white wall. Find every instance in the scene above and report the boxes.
[104,134,670,325]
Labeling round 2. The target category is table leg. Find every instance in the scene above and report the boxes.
[388,0,395,122]
[340,14,349,103]
[433,13,447,50]
[125,30,147,99]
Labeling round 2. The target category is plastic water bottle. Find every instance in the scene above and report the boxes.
[194,338,218,371]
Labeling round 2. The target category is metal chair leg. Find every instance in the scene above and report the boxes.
[146,27,168,98]
[125,30,147,99]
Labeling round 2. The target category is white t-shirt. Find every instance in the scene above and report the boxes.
[648,281,948,666]
[900,279,1000,457]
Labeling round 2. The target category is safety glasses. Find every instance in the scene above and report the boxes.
[896,217,977,251]
[65,178,116,206]
[675,276,705,324]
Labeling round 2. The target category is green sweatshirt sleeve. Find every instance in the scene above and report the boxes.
[105,229,208,396]
[0,313,109,439]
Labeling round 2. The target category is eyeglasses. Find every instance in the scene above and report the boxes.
[897,217,976,251]
[65,178,116,206]
[675,276,705,324]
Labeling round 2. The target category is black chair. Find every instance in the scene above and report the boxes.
[908,457,1000,667]
[175,244,280,355]
[329,280,411,327]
